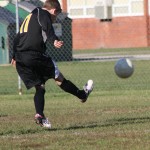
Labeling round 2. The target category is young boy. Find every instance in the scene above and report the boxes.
[11,0,93,129]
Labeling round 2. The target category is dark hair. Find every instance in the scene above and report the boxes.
[43,0,62,14]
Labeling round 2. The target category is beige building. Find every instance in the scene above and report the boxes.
[64,0,144,18]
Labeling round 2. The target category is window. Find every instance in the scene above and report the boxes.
[67,0,144,18]
[113,0,144,17]
[67,0,97,18]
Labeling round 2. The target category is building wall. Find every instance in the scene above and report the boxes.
[72,16,148,50]
[65,0,148,50]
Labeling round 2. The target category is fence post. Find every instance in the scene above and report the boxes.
[15,0,22,95]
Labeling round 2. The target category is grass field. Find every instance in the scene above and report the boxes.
[1,60,150,149]
[73,47,150,55]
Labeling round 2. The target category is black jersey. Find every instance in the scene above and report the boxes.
[13,7,58,56]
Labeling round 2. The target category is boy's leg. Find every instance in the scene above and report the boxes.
[34,85,45,117]
[55,73,93,102]
[60,78,87,100]
[34,84,51,128]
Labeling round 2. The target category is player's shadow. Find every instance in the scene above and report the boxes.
[50,116,150,131]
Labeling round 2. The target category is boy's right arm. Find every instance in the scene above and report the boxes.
[54,40,64,48]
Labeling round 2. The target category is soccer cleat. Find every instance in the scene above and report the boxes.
[81,79,94,103]
[35,114,51,129]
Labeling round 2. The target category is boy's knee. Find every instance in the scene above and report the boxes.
[35,84,45,93]
[55,73,65,86]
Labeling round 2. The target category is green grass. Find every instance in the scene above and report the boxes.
[73,47,150,56]
[1,60,150,149]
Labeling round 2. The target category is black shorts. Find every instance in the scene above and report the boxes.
[15,52,60,89]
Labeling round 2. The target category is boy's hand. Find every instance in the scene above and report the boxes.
[11,59,16,67]
[54,40,63,48]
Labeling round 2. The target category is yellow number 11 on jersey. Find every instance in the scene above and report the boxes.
[20,14,32,33]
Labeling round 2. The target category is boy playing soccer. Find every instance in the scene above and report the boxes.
[11,0,93,129]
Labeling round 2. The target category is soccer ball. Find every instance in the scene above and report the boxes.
[114,58,134,78]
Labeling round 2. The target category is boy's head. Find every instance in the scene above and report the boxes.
[43,0,62,16]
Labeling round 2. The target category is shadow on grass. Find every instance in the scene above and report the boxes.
[1,117,150,135]
[51,116,150,131]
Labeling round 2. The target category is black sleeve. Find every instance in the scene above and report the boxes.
[12,33,20,59]
[38,9,59,42]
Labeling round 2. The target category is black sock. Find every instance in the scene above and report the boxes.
[60,79,86,99]
[34,86,45,117]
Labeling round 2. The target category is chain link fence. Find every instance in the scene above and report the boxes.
[0,0,150,96]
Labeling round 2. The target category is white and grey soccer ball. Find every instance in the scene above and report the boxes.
[114,58,134,78]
